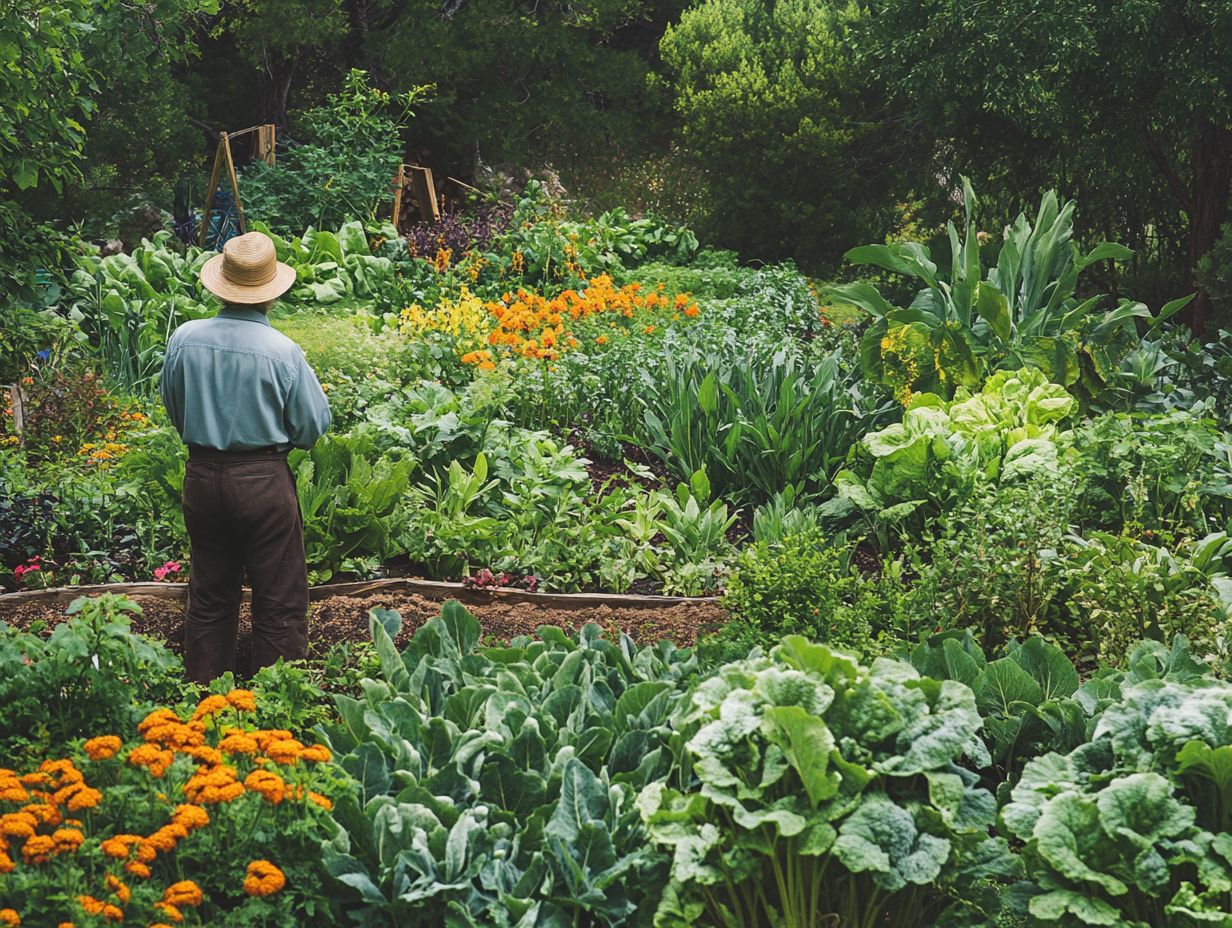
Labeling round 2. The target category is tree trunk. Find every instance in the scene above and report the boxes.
[256,52,297,136]
[1184,123,1232,336]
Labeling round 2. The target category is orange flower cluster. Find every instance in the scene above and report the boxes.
[243,859,287,897]
[476,275,701,363]
[0,690,336,926]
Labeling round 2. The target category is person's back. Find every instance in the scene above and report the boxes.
[159,232,331,682]
[162,309,330,452]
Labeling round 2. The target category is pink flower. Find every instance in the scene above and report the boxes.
[153,561,182,582]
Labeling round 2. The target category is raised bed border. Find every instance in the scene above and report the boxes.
[0,577,716,611]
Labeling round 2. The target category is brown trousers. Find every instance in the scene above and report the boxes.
[182,447,308,682]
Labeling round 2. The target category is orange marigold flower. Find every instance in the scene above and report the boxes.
[138,709,179,734]
[136,841,157,863]
[185,746,222,766]
[2,813,38,838]
[101,838,131,859]
[307,791,333,811]
[243,770,285,804]
[58,923,76,928]
[250,730,293,752]
[17,772,49,788]
[162,880,203,908]
[0,851,15,873]
[52,827,84,851]
[124,860,151,879]
[0,786,28,803]
[265,739,304,764]
[101,904,122,922]
[84,736,122,761]
[224,689,256,711]
[78,897,104,916]
[127,745,174,778]
[105,874,132,903]
[23,803,61,826]
[153,902,182,923]
[65,786,101,811]
[0,909,19,926]
[684,305,699,317]
[243,859,286,897]
[299,744,331,763]
[218,733,258,755]
[191,695,228,722]
[171,804,209,831]
[21,834,55,862]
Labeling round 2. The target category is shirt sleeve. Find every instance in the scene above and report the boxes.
[284,351,332,449]
[159,340,184,437]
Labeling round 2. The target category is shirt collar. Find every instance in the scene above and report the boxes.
[218,306,273,327]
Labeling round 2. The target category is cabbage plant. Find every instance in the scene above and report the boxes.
[638,637,1019,927]
[1002,655,1232,926]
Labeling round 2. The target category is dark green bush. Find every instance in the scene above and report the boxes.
[716,528,871,660]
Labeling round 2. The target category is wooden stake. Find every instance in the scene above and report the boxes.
[256,123,276,165]
[222,134,247,234]
[391,163,406,231]
[409,165,440,221]
[6,384,23,445]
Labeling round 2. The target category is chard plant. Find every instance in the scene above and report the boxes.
[638,637,1019,928]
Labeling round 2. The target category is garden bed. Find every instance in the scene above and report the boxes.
[0,579,726,667]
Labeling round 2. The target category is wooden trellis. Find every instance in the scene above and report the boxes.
[198,123,276,247]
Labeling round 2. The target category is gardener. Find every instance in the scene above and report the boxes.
[159,231,332,682]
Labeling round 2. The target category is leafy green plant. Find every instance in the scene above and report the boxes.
[290,428,416,582]
[256,219,399,308]
[1001,654,1232,926]
[719,527,871,661]
[636,345,887,506]
[909,632,1085,800]
[243,69,422,234]
[1058,531,1232,670]
[0,594,184,759]
[897,475,1076,649]
[321,602,698,927]
[824,367,1077,548]
[639,636,1018,928]
[833,180,1191,402]
[1070,407,1232,535]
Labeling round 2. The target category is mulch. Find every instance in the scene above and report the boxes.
[0,589,728,668]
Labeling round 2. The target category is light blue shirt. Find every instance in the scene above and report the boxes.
[159,306,332,451]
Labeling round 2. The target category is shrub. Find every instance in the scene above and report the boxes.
[243,70,421,234]
[0,595,183,760]
[1058,531,1231,670]
[1069,408,1232,535]
[719,528,871,659]
[898,476,1076,650]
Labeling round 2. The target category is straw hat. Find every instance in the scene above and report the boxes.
[199,232,296,304]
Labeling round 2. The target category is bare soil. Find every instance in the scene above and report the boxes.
[0,590,728,669]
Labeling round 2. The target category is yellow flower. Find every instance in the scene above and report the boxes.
[0,908,18,926]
